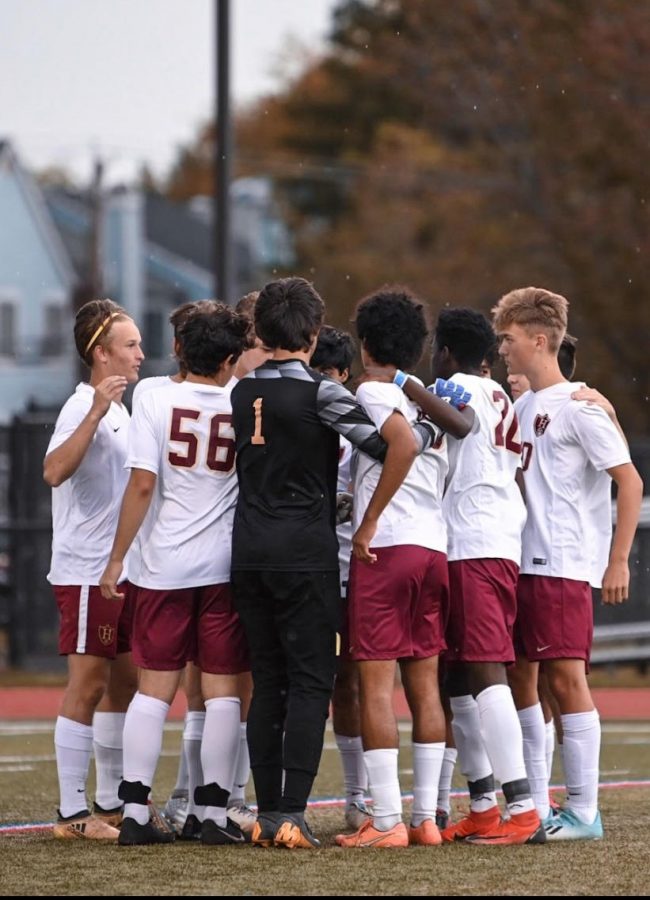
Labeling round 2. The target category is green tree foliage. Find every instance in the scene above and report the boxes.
[167,0,650,434]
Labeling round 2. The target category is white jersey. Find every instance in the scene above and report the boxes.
[127,379,238,589]
[443,373,526,564]
[515,381,630,586]
[47,383,131,585]
[337,435,353,592]
[352,380,448,552]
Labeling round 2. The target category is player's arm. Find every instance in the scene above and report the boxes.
[571,386,628,447]
[316,378,438,462]
[352,411,418,564]
[43,376,127,486]
[99,468,157,601]
[601,462,644,605]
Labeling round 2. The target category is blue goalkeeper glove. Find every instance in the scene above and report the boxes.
[429,378,472,410]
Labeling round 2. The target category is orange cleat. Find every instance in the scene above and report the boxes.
[336,818,409,849]
[440,805,501,842]
[466,809,547,845]
[409,818,442,846]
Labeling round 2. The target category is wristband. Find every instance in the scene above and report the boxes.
[393,369,409,389]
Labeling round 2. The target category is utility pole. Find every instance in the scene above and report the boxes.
[214,0,233,303]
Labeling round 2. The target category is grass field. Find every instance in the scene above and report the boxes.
[1,720,650,895]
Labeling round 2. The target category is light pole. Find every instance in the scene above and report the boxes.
[214,0,232,304]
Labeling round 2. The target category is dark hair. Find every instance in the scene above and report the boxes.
[234,291,260,319]
[74,298,130,367]
[254,278,325,351]
[177,304,253,376]
[558,332,578,379]
[434,307,497,369]
[354,286,429,370]
[310,325,356,376]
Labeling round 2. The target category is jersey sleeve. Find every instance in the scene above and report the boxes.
[356,381,404,432]
[47,395,92,453]
[126,393,161,474]
[316,378,388,462]
[569,402,631,471]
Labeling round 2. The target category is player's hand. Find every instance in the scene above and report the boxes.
[571,385,616,419]
[99,561,126,601]
[336,492,354,525]
[362,364,397,384]
[430,378,472,409]
[352,518,378,564]
[601,560,629,605]
[92,376,128,418]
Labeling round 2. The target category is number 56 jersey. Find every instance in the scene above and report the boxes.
[443,373,526,565]
[126,379,238,589]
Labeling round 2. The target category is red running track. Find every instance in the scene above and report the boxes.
[1,686,649,720]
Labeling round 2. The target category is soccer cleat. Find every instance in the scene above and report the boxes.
[251,813,281,848]
[178,813,202,841]
[335,818,409,849]
[118,816,176,845]
[274,815,322,849]
[53,811,120,842]
[201,817,249,845]
[409,818,442,846]
[148,799,175,834]
[466,809,546,846]
[92,801,124,828]
[441,805,501,843]
[163,791,189,830]
[544,808,603,842]
[344,799,372,830]
[435,808,449,831]
[227,804,257,835]
[548,791,562,813]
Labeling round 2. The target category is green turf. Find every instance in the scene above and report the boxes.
[1,722,649,895]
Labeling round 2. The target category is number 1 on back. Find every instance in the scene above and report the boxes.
[252,397,266,445]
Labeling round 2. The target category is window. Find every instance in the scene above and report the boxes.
[0,303,16,357]
[41,304,66,357]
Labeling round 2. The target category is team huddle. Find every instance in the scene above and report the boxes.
[43,280,643,849]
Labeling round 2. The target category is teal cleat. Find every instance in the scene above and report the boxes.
[544,808,603,841]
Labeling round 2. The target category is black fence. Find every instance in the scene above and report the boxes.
[0,413,648,669]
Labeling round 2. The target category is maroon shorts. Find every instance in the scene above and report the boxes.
[347,545,448,661]
[514,575,593,662]
[445,559,519,664]
[132,583,249,674]
[55,581,134,658]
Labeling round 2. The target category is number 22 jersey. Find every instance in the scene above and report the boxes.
[126,379,237,589]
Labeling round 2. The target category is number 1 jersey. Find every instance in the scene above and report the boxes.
[126,379,237,589]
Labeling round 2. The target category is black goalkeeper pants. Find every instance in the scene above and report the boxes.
[231,569,340,814]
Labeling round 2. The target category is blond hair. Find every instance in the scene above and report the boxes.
[492,287,568,353]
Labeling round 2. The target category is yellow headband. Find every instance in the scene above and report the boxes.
[84,312,121,356]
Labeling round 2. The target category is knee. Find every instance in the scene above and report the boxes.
[68,675,107,713]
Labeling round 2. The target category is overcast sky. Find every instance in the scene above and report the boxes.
[0,0,338,183]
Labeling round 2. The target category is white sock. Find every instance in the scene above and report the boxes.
[411,742,445,827]
[335,733,367,804]
[183,711,206,818]
[171,727,190,796]
[54,716,93,818]
[229,721,250,807]
[561,709,600,824]
[201,697,241,826]
[545,720,555,782]
[122,692,169,825]
[436,747,457,815]
[92,711,125,810]
[450,695,497,813]
[517,703,550,820]
[477,685,534,815]
[364,748,402,829]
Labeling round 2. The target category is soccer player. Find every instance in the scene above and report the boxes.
[310,325,371,830]
[100,305,253,846]
[396,308,544,845]
[43,298,144,841]
[229,277,442,850]
[336,288,473,850]
[493,286,643,840]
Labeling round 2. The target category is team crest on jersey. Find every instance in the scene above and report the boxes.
[534,413,551,436]
[98,624,115,646]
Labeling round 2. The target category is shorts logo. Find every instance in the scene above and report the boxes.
[98,624,115,646]
[534,413,551,436]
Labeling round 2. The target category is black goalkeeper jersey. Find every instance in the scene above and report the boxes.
[230,358,389,572]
